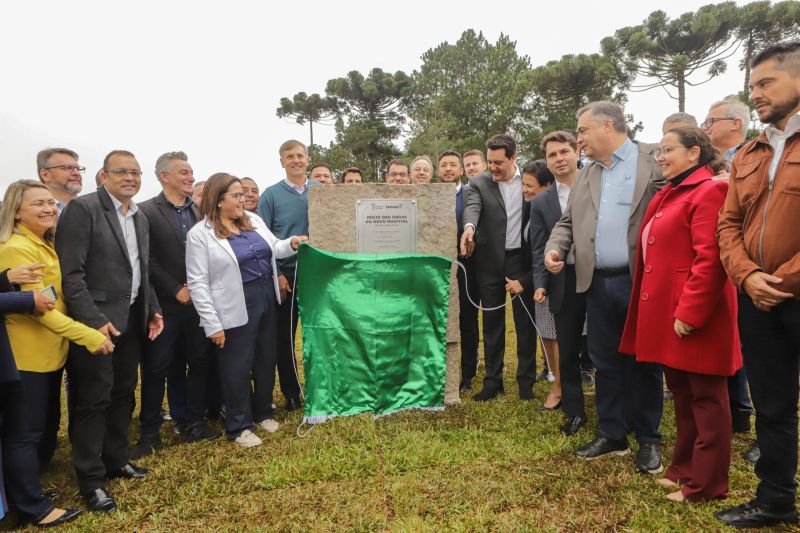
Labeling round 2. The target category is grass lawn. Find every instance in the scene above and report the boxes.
[2,306,788,532]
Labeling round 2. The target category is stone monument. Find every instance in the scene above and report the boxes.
[307,183,461,404]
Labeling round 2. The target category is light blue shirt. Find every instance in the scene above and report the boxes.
[595,138,637,269]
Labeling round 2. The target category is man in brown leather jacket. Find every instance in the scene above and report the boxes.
[716,40,800,529]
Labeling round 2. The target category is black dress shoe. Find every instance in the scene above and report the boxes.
[459,379,473,393]
[715,500,799,528]
[535,368,549,383]
[285,396,302,411]
[635,442,663,474]
[184,422,221,443]
[575,435,629,459]
[130,436,160,460]
[743,442,761,464]
[107,462,149,480]
[473,386,504,402]
[561,416,587,436]
[85,488,117,513]
[31,507,82,528]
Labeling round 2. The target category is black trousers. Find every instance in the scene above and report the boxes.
[554,266,587,419]
[2,370,61,520]
[67,300,142,495]
[476,251,537,391]
[457,255,480,383]
[139,307,214,435]
[738,294,800,508]
[275,274,301,400]
[218,278,277,438]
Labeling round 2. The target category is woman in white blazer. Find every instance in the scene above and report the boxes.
[186,173,307,448]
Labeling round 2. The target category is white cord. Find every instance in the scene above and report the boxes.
[454,260,547,363]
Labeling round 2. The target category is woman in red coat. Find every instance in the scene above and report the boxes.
[620,126,742,503]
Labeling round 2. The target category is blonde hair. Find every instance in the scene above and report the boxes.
[0,180,55,244]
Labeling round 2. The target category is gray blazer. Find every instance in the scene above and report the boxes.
[546,141,665,293]
[56,187,160,333]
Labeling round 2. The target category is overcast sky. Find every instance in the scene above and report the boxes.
[1,0,754,200]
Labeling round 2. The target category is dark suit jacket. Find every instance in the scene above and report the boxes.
[462,171,532,291]
[0,270,33,383]
[56,187,160,335]
[530,186,569,315]
[138,193,200,316]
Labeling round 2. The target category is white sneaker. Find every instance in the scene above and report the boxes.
[234,429,263,448]
[259,419,279,433]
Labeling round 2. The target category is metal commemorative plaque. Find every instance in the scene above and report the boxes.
[356,198,417,254]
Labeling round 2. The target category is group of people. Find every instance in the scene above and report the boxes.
[1,38,800,530]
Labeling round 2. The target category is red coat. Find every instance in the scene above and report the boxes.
[620,166,742,376]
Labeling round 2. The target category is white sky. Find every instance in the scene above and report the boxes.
[1,0,753,200]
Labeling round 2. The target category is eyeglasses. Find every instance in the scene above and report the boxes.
[701,117,737,128]
[106,168,142,177]
[387,172,409,179]
[46,164,85,173]
[654,145,687,158]
[223,192,245,200]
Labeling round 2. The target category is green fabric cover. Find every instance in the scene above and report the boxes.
[296,244,451,423]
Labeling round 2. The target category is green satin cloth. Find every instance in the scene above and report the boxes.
[296,244,451,422]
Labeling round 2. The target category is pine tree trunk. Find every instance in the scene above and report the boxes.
[310,122,315,147]
[744,35,754,96]
[678,71,686,112]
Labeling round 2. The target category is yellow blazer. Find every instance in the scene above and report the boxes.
[0,223,106,372]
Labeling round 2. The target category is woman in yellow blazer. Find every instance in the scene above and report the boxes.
[0,180,113,528]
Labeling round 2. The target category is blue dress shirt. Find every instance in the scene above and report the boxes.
[228,230,273,283]
[595,138,637,269]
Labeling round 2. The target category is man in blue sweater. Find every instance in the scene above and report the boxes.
[258,140,320,411]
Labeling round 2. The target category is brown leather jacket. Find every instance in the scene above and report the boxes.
[717,131,800,297]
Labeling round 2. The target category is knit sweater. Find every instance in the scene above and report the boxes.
[257,179,320,276]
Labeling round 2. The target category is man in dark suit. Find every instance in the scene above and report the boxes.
[133,151,220,459]
[437,150,480,393]
[531,131,586,436]
[56,150,164,512]
[461,134,537,401]
[545,102,665,474]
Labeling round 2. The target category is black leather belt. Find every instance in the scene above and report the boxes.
[594,267,628,276]
[504,248,521,256]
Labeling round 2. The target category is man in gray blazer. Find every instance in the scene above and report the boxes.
[545,102,666,473]
[56,150,163,513]
[461,134,537,401]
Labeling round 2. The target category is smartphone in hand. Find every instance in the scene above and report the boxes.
[39,285,58,302]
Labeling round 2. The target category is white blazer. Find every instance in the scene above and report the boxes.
[186,212,296,336]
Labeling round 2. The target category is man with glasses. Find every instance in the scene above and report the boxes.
[36,148,85,216]
[545,101,666,474]
[385,159,411,184]
[703,97,751,162]
[702,96,758,462]
[56,150,164,513]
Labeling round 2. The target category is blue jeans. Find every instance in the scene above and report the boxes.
[586,271,663,443]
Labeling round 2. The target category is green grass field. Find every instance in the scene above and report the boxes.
[2,307,790,532]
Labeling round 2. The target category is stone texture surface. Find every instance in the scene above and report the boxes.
[307,184,461,404]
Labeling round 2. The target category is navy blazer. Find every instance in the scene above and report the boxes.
[0,270,34,383]
[530,186,567,315]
